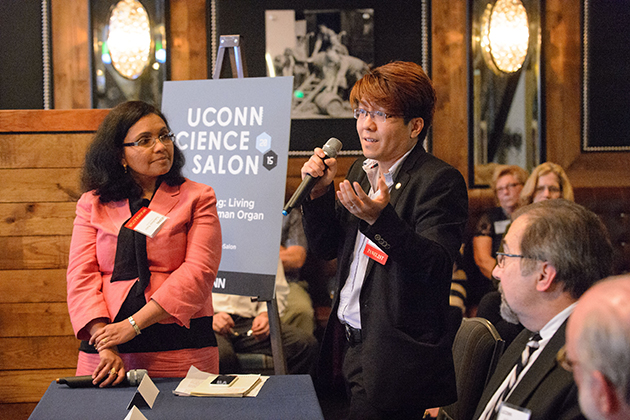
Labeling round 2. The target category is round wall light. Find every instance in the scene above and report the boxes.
[480,0,530,74]
[107,0,151,80]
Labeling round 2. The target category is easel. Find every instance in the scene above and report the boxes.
[213,35,288,375]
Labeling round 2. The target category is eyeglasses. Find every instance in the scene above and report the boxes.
[495,252,527,268]
[123,132,175,148]
[353,108,401,124]
[496,182,523,194]
[535,185,561,194]
[556,345,575,372]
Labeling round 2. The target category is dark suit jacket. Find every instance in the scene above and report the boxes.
[473,321,585,420]
[302,143,468,410]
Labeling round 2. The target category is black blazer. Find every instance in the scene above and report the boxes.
[303,143,468,410]
[473,321,585,420]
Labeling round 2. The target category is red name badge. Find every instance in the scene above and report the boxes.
[363,243,388,265]
[124,207,168,238]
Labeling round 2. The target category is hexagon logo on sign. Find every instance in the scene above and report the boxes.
[256,132,272,153]
[263,150,278,171]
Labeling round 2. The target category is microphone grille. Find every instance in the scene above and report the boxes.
[127,369,148,386]
[322,137,343,158]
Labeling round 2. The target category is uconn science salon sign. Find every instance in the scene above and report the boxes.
[162,77,293,299]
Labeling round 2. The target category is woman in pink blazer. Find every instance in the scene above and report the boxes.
[67,101,222,386]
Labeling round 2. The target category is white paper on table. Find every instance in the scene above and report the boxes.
[173,366,214,396]
[244,376,269,397]
[173,365,270,397]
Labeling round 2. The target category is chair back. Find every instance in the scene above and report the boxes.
[438,317,505,420]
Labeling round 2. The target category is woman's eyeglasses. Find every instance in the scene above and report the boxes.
[123,132,175,148]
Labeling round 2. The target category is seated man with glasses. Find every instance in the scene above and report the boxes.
[473,199,612,420]
[563,275,630,420]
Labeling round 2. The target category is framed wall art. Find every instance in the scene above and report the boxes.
[208,0,431,154]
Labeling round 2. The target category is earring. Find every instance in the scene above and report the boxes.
[123,163,128,173]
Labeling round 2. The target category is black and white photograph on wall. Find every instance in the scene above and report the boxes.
[265,8,374,119]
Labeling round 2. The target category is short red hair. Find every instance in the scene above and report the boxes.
[349,61,436,140]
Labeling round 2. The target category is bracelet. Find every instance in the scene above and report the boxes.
[128,316,141,335]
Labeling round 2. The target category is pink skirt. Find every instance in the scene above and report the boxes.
[76,346,219,377]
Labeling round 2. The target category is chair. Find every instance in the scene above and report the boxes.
[236,353,275,375]
[437,317,505,420]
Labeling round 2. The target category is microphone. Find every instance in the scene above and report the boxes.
[56,369,147,388]
[283,137,343,216]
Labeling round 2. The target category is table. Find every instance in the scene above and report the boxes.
[29,375,324,420]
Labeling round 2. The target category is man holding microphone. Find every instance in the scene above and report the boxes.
[300,61,468,419]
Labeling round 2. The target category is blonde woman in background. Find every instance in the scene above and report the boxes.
[519,161,574,205]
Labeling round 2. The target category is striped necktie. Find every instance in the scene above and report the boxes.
[486,333,542,419]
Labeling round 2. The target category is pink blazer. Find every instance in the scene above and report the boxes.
[67,179,222,341]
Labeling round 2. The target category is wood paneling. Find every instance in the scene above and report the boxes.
[0,203,77,237]
[431,1,469,178]
[0,403,38,420]
[0,270,67,303]
[0,110,105,418]
[0,169,82,203]
[170,0,208,81]
[0,134,92,169]
[0,109,109,133]
[0,369,77,404]
[0,337,78,370]
[51,0,90,109]
[0,303,74,337]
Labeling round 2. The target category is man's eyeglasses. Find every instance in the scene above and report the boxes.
[495,252,527,268]
[123,132,175,148]
[496,182,523,194]
[556,345,575,372]
[353,108,401,124]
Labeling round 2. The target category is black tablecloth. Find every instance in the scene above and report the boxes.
[29,375,324,420]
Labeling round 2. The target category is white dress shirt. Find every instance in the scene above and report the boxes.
[337,150,412,328]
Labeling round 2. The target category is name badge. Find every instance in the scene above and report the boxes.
[125,207,168,238]
[497,402,531,420]
[363,242,388,265]
[494,219,511,235]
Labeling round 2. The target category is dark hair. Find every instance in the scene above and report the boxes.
[81,101,185,203]
[349,61,436,141]
[513,199,613,299]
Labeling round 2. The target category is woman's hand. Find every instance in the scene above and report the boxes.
[92,347,126,388]
[89,321,136,352]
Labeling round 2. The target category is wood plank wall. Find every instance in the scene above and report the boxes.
[0,110,109,419]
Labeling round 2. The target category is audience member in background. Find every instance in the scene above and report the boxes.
[520,161,574,206]
[212,259,318,375]
[473,199,612,420]
[473,165,529,280]
[301,61,468,419]
[564,275,630,420]
[467,165,528,312]
[280,205,315,334]
[67,101,222,386]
